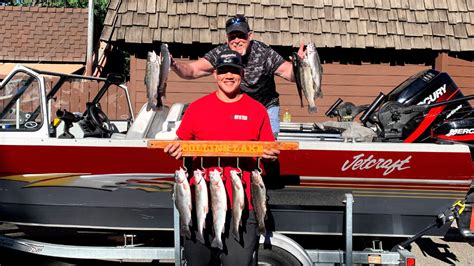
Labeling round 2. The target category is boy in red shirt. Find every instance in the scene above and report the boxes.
[165,50,279,265]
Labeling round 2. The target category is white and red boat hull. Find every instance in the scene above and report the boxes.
[0,138,471,237]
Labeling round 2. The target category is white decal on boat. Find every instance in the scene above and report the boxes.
[446,128,474,136]
[341,153,412,176]
[417,84,447,105]
[446,104,462,119]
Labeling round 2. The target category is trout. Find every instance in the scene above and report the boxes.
[230,170,244,241]
[194,169,208,244]
[292,42,323,113]
[173,167,192,238]
[209,169,227,250]
[251,170,267,235]
[144,50,160,111]
[157,43,170,109]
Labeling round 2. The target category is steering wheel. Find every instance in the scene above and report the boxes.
[87,103,113,136]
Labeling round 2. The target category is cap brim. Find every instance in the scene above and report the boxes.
[217,63,243,69]
[226,25,249,34]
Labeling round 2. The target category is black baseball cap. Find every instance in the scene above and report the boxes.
[225,15,251,34]
[216,50,243,69]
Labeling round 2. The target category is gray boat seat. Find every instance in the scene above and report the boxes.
[111,103,169,139]
[154,103,187,140]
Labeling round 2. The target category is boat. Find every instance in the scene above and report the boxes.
[0,64,472,241]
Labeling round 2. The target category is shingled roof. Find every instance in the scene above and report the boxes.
[101,0,474,52]
[0,6,88,63]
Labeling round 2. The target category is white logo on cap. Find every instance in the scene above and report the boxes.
[221,53,236,59]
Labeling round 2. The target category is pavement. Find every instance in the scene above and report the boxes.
[0,223,473,265]
[409,227,474,265]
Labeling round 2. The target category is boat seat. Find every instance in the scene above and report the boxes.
[111,104,169,139]
[154,103,187,140]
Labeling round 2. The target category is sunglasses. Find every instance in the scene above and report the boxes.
[216,67,241,75]
[227,32,248,41]
[225,16,247,28]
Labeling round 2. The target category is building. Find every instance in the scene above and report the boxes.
[0,6,88,78]
[101,0,474,122]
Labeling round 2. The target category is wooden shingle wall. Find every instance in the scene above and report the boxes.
[102,0,474,52]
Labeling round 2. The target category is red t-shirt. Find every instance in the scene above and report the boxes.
[177,92,274,209]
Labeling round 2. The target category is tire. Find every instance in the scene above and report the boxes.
[257,244,302,266]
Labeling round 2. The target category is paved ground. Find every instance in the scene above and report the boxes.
[0,223,473,265]
[409,229,474,265]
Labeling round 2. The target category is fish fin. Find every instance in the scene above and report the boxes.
[147,102,157,112]
[160,95,166,107]
[211,237,224,250]
[308,106,317,113]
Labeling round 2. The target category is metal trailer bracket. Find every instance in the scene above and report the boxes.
[0,234,174,262]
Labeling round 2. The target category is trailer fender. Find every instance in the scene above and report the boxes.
[259,232,312,266]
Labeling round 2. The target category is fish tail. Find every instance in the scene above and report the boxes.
[232,224,240,241]
[196,231,205,244]
[308,105,317,113]
[211,236,223,250]
[147,101,157,111]
[181,226,191,239]
[258,223,266,236]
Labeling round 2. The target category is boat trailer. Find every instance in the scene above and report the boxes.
[0,193,418,265]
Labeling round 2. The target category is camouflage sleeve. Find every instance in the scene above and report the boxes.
[203,45,227,68]
[266,46,286,74]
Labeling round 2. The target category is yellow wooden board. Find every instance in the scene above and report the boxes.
[147,140,299,157]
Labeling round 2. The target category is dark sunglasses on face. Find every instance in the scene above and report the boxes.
[225,16,247,28]
[227,32,248,40]
[216,67,241,75]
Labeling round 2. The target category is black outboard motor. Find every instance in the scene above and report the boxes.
[377,69,471,142]
[432,118,474,145]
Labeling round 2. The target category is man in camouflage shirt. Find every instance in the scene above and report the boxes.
[171,15,304,135]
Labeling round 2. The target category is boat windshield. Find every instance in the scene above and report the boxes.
[0,71,43,131]
[45,76,131,121]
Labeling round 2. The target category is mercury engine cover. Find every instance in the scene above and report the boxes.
[432,118,474,145]
[381,69,471,142]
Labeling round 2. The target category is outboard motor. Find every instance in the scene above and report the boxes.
[376,69,471,142]
[432,118,474,145]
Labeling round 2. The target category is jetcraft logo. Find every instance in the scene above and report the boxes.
[446,128,474,136]
[341,153,412,176]
[417,84,447,105]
